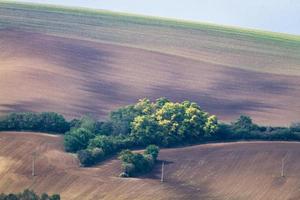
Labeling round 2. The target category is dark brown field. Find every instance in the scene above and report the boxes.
[0,29,300,125]
[0,3,300,125]
[1,132,300,200]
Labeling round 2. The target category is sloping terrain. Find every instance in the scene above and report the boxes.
[0,2,300,125]
[1,132,300,200]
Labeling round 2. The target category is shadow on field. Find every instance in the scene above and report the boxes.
[142,160,222,200]
[213,67,297,95]
[149,84,274,120]
[0,100,53,113]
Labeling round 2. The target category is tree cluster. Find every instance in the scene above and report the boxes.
[64,98,218,167]
[114,98,219,146]
[118,145,160,177]
[0,189,60,200]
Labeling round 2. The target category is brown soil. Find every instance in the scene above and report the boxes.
[1,132,300,200]
[0,30,300,125]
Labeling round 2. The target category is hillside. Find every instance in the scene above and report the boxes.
[0,2,300,125]
[0,132,300,199]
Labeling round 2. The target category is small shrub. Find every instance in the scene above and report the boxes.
[118,145,160,177]
[78,147,105,167]
[144,145,160,160]
[121,162,135,176]
[64,128,94,152]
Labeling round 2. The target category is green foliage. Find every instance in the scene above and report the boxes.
[290,122,300,133]
[131,115,160,145]
[78,147,105,167]
[109,105,139,135]
[67,98,218,166]
[118,145,159,177]
[144,145,160,161]
[69,115,105,134]
[131,99,217,146]
[121,162,135,177]
[204,115,219,136]
[78,135,136,166]
[0,112,69,133]
[61,98,300,168]
[97,121,113,135]
[64,128,95,152]
[214,115,300,141]
[231,115,259,131]
[0,189,60,200]
[72,116,97,132]
[88,135,117,154]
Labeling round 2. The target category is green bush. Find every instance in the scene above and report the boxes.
[118,145,159,177]
[110,105,140,135]
[78,147,105,167]
[144,145,160,160]
[64,128,95,152]
[290,122,300,132]
[88,135,115,154]
[121,162,135,177]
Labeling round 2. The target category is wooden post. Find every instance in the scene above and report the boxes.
[32,152,36,176]
[161,161,165,182]
[281,158,285,177]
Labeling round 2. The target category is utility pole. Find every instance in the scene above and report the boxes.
[161,161,165,182]
[281,158,285,177]
[32,151,36,177]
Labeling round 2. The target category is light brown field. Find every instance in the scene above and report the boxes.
[1,131,300,200]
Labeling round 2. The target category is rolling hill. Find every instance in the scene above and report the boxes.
[1,131,300,200]
[0,2,300,125]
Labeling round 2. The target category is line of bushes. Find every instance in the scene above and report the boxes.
[0,112,69,134]
[215,115,300,141]
[0,189,60,200]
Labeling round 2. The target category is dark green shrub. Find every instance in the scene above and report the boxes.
[290,122,300,133]
[78,147,105,167]
[78,149,94,167]
[110,105,139,135]
[88,135,115,154]
[118,145,159,177]
[144,145,160,160]
[64,128,94,152]
[97,121,113,135]
[214,123,233,140]
[0,190,60,200]
[121,162,135,177]
[0,112,69,133]
[50,194,60,200]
